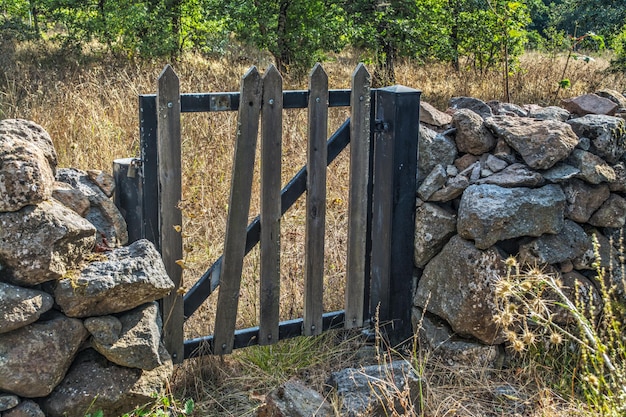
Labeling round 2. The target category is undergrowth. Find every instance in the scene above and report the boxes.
[495,234,626,416]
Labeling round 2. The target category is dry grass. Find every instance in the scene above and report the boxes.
[2,40,625,416]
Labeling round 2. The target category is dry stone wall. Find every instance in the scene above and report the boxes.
[0,119,175,417]
[413,91,626,366]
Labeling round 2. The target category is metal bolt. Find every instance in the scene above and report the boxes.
[352,317,357,323]
[311,325,316,331]
[268,99,274,105]
[167,102,173,108]
[315,97,320,103]
[267,334,272,340]
[359,96,364,101]
[172,353,178,359]
[221,343,227,350]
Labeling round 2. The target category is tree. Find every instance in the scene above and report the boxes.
[346,0,451,85]
[214,0,347,75]
[553,0,626,40]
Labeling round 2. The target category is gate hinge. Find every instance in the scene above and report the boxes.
[374,119,390,132]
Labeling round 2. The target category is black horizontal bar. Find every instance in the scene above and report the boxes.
[183,119,351,319]
[184,310,345,358]
[140,90,352,113]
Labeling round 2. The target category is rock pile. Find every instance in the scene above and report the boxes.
[413,91,626,365]
[0,119,175,417]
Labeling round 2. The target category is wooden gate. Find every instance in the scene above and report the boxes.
[118,63,421,363]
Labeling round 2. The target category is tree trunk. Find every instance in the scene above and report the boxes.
[275,0,290,74]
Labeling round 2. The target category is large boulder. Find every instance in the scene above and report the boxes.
[88,302,167,370]
[54,239,174,317]
[0,282,54,333]
[414,203,457,268]
[415,235,508,345]
[518,220,591,265]
[0,199,97,286]
[562,179,610,223]
[566,149,615,184]
[457,184,566,249]
[418,126,457,185]
[562,94,619,116]
[452,109,496,155]
[56,168,128,247]
[40,348,173,417]
[449,97,493,119]
[0,119,57,171]
[0,314,88,397]
[485,115,579,170]
[0,134,55,212]
[567,115,626,164]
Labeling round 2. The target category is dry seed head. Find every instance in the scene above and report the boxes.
[520,279,533,292]
[496,280,513,297]
[512,339,526,353]
[549,332,563,345]
[522,331,537,346]
[505,256,518,268]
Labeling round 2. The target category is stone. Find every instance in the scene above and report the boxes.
[596,89,626,109]
[562,179,610,223]
[85,315,123,345]
[40,348,173,417]
[418,126,457,185]
[412,309,501,368]
[493,138,517,163]
[328,361,422,417]
[475,163,544,188]
[454,154,479,172]
[90,302,166,370]
[87,169,115,198]
[420,101,452,127]
[257,379,333,417]
[417,165,448,200]
[57,168,128,247]
[0,314,88,398]
[562,94,619,116]
[449,97,493,119]
[485,154,508,173]
[429,175,469,202]
[0,394,19,412]
[518,220,591,265]
[0,199,97,286]
[457,184,566,250]
[414,203,457,268]
[452,109,496,155]
[487,100,527,117]
[0,134,55,212]
[526,105,570,122]
[3,400,46,417]
[588,194,626,228]
[567,115,626,164]
[541,163,580,183]
[609,162,626,193]
[0,282,54,333]
[486,115,579,170]
[0,119,57,173]
[52,181,90,217]
[54,239,174,317]
[565,149,616,184]
[573,229,618,272]
[415,235,507,344]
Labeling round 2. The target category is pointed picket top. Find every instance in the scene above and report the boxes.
[309,63,328,94]
[158,64,179,86]
[241,66,262,99]
[263,64,283,83]
[352,63,371,88]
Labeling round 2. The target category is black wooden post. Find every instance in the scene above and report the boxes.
[139,94,160,249]
[113,157,143,243]
[370,85,421,346]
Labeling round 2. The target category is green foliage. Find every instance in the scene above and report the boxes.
[214,0,347,75]
[84,394,195,417]
[552,0,626,40]
[610,24,626,72]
